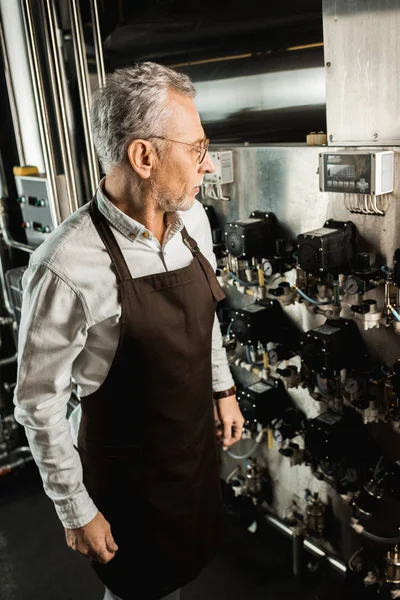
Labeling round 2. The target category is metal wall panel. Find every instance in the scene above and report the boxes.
[323,0,400,145]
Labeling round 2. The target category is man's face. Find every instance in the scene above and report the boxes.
[150,90,215,212]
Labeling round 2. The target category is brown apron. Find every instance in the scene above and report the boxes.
[77,197,226,600]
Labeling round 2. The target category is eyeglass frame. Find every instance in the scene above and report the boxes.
[146,136,210,164]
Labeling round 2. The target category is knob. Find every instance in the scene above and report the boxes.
[356,253,371,271]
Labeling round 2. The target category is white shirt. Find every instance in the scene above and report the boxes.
[13,184,234,528]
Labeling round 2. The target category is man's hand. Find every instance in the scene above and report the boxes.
[65,511,118,564]
[214,395,245,448]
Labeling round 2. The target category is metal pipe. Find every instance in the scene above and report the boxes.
[0,243,16,318]
[89,0,106,88]
[0,201,34,254]
[19,0,61,227]
[43,0,79,215]
[52,2,85,208]
[0,352,17,366]
[264,514,347,575]
[68,0,100,196]
[0,12,25,166]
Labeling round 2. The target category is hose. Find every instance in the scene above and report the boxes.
[228,271,259,287]
[245,345,263,366]
[226,441,260,460]
[388,304,400,322]
[315,373,333,396]
[373,456,384,479]
[360,529,400,544]
[226,429,265,459]
[293,285,332,306]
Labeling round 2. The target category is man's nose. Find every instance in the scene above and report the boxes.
[200,152,216,174]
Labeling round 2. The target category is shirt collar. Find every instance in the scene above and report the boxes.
[96,178,184,244]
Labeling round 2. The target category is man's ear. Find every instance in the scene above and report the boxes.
[127,139,156,179]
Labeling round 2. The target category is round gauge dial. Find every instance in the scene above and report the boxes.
[344,377,360,394]
[268,349,279,365]
[273,428,283,444]
[343,277,360,295]
[262,260,273,277]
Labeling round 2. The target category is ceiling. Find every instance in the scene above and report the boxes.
[81,0,323,69]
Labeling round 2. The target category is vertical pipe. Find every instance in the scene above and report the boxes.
[44,0,79,215]
[0,13,25,166]
[19,0,61,226]
[68,0,100,195]
[89,0,106,88]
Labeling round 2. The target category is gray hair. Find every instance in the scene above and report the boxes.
[90,62,196,173]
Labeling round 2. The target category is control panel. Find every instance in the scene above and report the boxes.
[204,150,234,184]
[15,175,56,247]
[319,151,394,195]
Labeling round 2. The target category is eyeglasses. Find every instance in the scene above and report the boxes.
[148,136,210,164]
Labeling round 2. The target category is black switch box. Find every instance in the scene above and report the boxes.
[301,318,367,376]
[297,219,357,275]
[230,299,302,348]
[225,213,277,260]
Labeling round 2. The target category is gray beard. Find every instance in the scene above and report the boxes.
[151,181,194,212]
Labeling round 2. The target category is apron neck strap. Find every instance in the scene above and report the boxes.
[180,227,226,302]
[89,197,132,283]
[181,227,200,255]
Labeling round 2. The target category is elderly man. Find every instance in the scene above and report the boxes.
[14,62,244,600]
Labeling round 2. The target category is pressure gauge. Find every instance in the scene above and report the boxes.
[262,260,273,277]
[273,427,284,444]
[344,377,360,395]
[343,277,361,296]
[268,348,279,365]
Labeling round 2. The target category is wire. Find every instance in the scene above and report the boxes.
[226,465,241,484]
[360,529,400,544]
[348,547,363,572]
[316,373,333,396]
[373,456,384,479]
[226,429,265,459]
[245,345,263,366]
[319,460,334,479]
[293,286,332,306]
[226,441,260,460]
[267,273,282,290]
[228,271,259,287]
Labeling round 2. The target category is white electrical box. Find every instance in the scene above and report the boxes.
[203,150,234,184]
[319,151,394,195]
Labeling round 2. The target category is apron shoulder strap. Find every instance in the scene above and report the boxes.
[180,226,225,302]
[89,197,132,283]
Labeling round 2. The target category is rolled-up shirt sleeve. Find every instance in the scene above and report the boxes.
[14,262,98,528]
[196,203,235,393]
